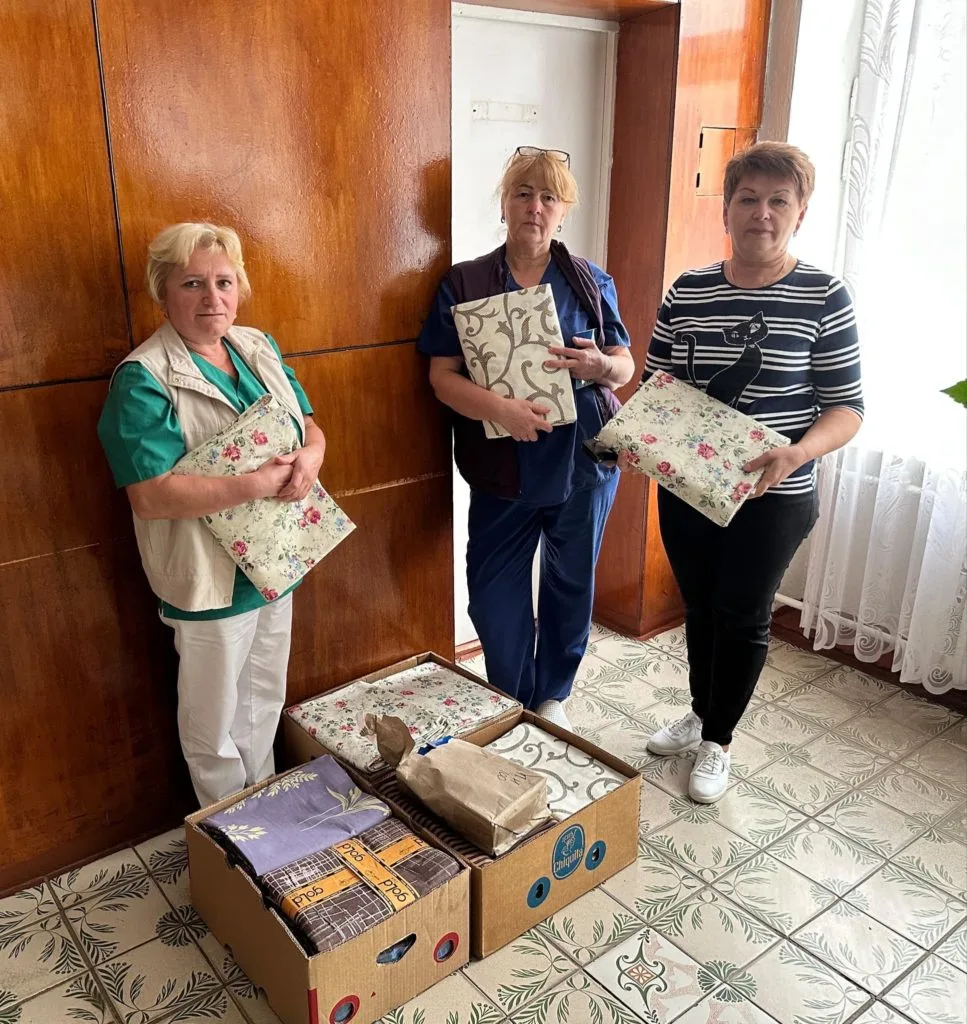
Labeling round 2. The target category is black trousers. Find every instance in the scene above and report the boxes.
[657,487,819,746]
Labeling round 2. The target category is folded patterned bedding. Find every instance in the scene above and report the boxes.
[484,724,625,821]
[261,817,461,954]
[285,662,518,772]
[201,757,461,954]
[201,756,390,877]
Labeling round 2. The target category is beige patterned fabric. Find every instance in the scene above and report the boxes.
[485,724,625,821]
[173,395,355,600]
[451,285,577,439]
[594,372,790,526]
[287,662,519,773]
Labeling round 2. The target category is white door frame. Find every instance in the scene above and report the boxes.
[451,2,618,267]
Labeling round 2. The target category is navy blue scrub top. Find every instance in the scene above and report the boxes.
[418,259,631,505]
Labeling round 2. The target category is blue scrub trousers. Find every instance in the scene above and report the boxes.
[466,474,619,709]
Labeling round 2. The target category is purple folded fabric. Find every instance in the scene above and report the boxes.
[201,757,391,877]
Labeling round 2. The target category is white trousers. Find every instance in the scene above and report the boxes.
[162,593,293,808]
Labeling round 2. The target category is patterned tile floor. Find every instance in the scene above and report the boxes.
[2,624,965,1024]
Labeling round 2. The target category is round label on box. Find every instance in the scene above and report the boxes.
[526,876,551,908]
[551,825,585,880]
[585,840,607,871]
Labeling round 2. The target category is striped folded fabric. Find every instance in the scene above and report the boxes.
[261,817,461,954]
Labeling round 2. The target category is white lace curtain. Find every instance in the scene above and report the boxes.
[799,0,967,692]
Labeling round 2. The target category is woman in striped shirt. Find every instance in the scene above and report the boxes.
[638,142,864,803]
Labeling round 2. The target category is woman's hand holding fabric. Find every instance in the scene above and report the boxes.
[253,454,297,498]
[276,446,323,502]
[743,444,807,497]
[545,337,611,381]
[277,416,327,502]
[495,398,553,442]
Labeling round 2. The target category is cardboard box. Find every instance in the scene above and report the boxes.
[282,654,641,959]
[283,652,523,773]
[185,774,470,1024]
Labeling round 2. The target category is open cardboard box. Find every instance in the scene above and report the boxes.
[185,770,470,1024]
[283,653,641,958]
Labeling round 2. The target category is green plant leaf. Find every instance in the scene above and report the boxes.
[942,380,967,408]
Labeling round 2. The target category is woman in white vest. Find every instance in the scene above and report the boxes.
[97,223,326,807]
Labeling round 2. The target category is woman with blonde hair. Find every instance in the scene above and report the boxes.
[98,222,326,806]
[419,147,635,727]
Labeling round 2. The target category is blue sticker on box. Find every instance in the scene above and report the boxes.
[526,877,551,908]
[585,840,607,871]
[551,825,585,880]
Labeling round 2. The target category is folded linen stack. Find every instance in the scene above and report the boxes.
[484,724,625,821]
[286,662,518,772]
[201,757,461,954]
[261,817,461,954]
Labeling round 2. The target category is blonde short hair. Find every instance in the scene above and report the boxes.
[499,150,579,207]
[723,142,816,206]
[146,222,252,303]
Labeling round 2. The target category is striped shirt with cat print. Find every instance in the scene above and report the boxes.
[644,261,864,496]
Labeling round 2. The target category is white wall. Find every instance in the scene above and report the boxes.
[450,4,617,645]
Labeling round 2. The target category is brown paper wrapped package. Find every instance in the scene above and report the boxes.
[373,715,552,856]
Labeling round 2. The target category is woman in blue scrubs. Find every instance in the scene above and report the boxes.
[418,147,635,728]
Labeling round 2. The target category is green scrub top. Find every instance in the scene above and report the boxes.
[97,335,314,620]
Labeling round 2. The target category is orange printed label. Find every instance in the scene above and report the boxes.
[280,868,357,917]
[377,835,426,866]
[333,839,419,910]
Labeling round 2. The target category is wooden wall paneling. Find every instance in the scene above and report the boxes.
[0,0,454,894]
[664,0,772,290]
[96,0,451,351]
[0,538,191,893]
[696,127,735,195]
[287,343,451,496]
[595,4,683,635]
[0,0,129,387]
[0,381,130,563]
[605,4,680,378]
[734,127,759,152]
[287,477,455,700]
[760,0,801,141]
[597,0,772,636]
[458,0,677,21]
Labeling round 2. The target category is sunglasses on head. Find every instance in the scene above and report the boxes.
[515,146,571,167]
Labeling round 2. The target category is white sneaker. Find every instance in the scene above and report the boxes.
[689,741,731,804]
[646,711,703,756]
[535,699,572,730]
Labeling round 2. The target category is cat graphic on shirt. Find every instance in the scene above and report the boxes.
[684,311,767,407]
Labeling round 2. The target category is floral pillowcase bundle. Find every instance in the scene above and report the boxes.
[451,284,578,439]
[172,395,355,600]
[593,372,789,526]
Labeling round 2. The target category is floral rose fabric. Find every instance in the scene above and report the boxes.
[287,662,519,773]
[173,395,355,599]
[451,285,577,439]
[594,373,790,526]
